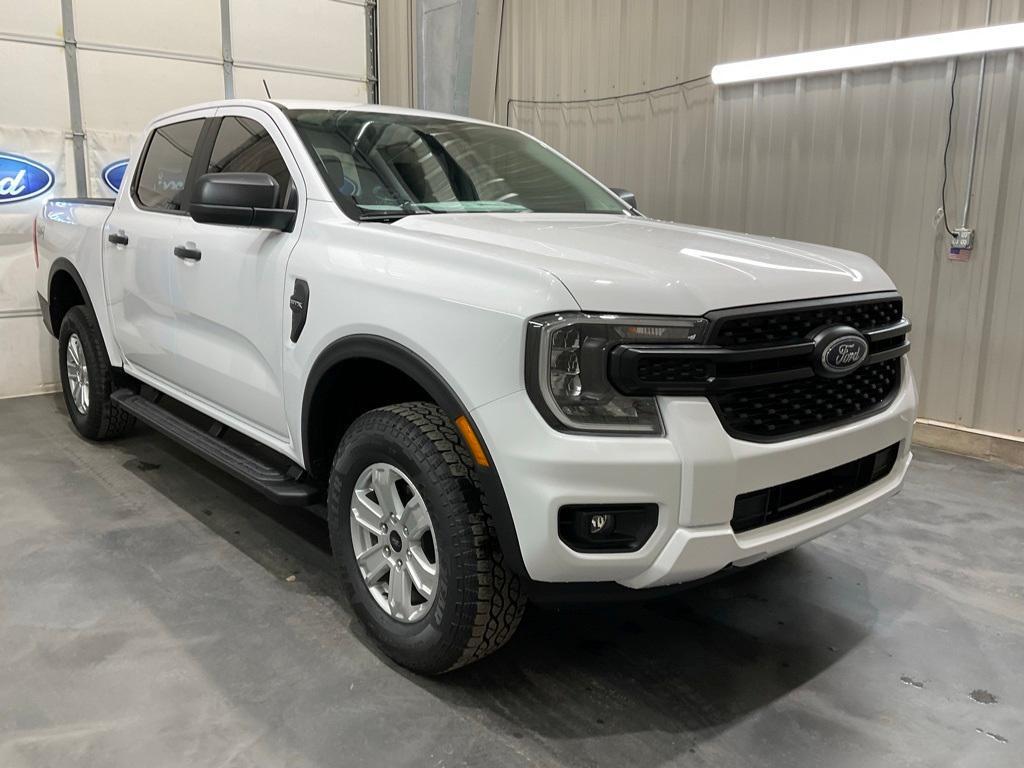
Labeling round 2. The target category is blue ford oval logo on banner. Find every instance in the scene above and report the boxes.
[0,152,55,205]
[102,159,129,193]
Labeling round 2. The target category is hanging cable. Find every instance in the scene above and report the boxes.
[940,59,959,238]
[961,0,994,228]
[505,74,711,125]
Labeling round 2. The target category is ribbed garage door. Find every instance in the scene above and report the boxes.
[0,0,375,396]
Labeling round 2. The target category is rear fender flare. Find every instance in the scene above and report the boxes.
[45,258,96,336]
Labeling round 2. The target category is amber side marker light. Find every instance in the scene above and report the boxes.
[455,416,490,468]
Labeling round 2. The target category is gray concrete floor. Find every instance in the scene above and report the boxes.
[1,394,1022,768]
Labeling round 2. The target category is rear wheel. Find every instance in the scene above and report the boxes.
[328,402,525,674]
[58,306,135,440]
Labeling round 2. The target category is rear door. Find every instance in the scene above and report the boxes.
[160,106,304,440]
[103,111,212,385]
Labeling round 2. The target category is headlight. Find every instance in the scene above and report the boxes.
[525,312,709,434]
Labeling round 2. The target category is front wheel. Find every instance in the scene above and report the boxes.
[327,402,526,674]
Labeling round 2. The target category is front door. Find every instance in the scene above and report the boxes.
[162,107,304,440]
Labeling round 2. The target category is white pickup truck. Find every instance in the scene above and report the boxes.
[34,98,916,673]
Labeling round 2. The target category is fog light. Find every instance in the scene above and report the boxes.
[557,504,658,553]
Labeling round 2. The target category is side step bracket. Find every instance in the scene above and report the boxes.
[112,389,322,506]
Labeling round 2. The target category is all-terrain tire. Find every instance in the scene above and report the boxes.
[327,402,526,674]
[58,305,135,440]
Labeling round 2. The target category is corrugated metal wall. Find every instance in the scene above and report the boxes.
[379,0,417,107]
[492,0,1024,439]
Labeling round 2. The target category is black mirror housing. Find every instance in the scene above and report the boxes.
[190,172,296,230]
[610,187,638,211]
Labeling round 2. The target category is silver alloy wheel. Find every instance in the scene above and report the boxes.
[65,333,90,415]
[349,462,439,623]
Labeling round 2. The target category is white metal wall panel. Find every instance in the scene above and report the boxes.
[0,0,63,39]
[233,66,367,101]
[231,0,367,82]
[497,0,1024,439]
[0,41,70,128]
[74,0,223,57]
[0,0,372,398]
[76,50,223,131]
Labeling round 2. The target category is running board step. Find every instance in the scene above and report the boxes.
[112,389,322,506]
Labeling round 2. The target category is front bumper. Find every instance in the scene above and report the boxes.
[472,359,917,588]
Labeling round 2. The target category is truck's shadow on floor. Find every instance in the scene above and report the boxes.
[117,417,875,761]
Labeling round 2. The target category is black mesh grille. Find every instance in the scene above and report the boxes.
[712,358,901,440]
[712,297,903,347]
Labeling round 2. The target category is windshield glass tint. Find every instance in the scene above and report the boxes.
[287,109,627,215]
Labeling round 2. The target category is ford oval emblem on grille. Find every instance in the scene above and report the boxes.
[0,152,55,205]
[811,325,869,378]
[823,336,868,372]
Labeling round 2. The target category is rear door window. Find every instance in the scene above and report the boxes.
[207,116,294,209]
[134,119,205,211]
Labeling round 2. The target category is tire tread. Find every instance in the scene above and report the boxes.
[59,306,135,440]
[328,402,525,673]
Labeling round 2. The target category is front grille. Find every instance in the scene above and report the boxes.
[635,357,711,383]
[713,357,900,440]
[606,293,910,441]
[711,296,903,347]
[732,442,900,533]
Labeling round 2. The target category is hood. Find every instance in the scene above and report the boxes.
[393,213,895,315]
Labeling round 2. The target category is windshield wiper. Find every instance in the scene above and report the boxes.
[358,201,474,222]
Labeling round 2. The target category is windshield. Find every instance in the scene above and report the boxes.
[287,109,628,219]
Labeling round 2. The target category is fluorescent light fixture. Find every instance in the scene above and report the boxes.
[711,22,1024,85]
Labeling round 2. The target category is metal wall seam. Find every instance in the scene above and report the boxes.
[366,0,379,103]
[230,59,367,84]
[72,41,223,65]
[58,0,88,197]
[220,0,234,98]
[0,31,64,48]
[3,34,369,86]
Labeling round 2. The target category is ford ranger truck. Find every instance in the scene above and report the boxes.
[34,99,916,673]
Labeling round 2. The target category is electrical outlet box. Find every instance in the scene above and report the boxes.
[949,227,974,261]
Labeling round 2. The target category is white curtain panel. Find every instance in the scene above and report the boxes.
[0,126,68,312]
[86,129,141,199]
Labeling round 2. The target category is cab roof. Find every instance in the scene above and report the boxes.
[150,98,495,129]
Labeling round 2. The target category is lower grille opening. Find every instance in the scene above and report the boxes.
[732,442,900,533]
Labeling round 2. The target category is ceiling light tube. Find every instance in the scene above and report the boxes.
[711,22,1024,85]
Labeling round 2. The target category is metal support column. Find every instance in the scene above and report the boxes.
[366,0,379,103]
[220,0,234,98]
[59,0,88,196]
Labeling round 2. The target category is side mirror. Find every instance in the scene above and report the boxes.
[190,172,295,230]
[610,187,638,211]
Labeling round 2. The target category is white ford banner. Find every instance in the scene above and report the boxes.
[0,127,68,314]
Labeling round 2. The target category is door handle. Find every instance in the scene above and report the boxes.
[108,232,129,246]
[174,245,202,262]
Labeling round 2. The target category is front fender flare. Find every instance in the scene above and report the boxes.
[302,334,527,576]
